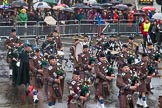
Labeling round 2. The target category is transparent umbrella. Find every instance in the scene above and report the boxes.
[152,13,162,20]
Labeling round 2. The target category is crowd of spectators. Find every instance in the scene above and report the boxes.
[0,0,156,26]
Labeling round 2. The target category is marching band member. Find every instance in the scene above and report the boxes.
[117,44,129,72]
[127,36,139,57]
[29,48,44,103]
[136,53,154,108]
[42,33,57,55]
[69,38,80,68]
[95,52,115,108]
[117,63,139,108]
[7,39,23,85]
[45,55,66,108]
[53,30,63,51]
[4,29,22,76]
[78,45,92,81]
[16,40,32,93]
[102,35,120,64]
[67,70,90,108]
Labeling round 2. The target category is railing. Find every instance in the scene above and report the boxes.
[0,20,140,38]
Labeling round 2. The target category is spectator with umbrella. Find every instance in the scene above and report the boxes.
[157,19,162,46]
[148,20,158,44]
[18,8,28,25]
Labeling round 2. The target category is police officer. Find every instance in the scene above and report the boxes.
[42,33,57,55]
[67,70,90,108]
[116,63,139,108]
[95,52,115,108]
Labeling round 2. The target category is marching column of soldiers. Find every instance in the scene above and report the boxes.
[4,28,162,108]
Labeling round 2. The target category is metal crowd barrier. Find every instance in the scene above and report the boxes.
[0,20,140,38]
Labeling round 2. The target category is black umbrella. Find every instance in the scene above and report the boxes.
[100,3,113,7]
[63,7,74,13]
[72,3,90,9]
[11,0,28,8]
[112,1,121,5]
[91,5,103,10]
[133,12,146,16]
[6,9,15,12]
[113,4,128,10]
[124,3,133,7]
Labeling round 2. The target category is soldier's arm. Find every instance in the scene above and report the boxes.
[70,46,74,57]
[7,49,14,59]
[116,74,130,89]
[29,59,38,74]
[95,64,106,80]
[57,37,63,50]
[78,54,88,70]
[67,81,80,100]
[117,56,124,66]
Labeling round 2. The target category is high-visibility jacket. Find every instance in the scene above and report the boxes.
[143,22,150,32]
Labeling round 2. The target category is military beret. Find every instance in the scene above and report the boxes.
[11,28,16,32]
[128,36,134,40]
[48,55,56,60]
[147,42,153,46]
[98,52,106,57]
[110,35,115,38]
[121,63,128,68]
[73,70,80,75]
[35,48,40,53]
[83,45,88,48]
[142,53,148,57]
[53,30,58,33]
[47,33,53,37]
[84,35,88,38]
[122,44,128,48]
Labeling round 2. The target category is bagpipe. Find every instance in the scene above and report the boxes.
[56,68,64,77]
[131,75,139,86]
[80,81,89,97]
[127,55,135,65]
[154,52,161,62]
[105,67,115,77]
[35,58,49,88]
[147,65,155,75]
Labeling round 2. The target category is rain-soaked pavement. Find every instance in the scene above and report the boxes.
[0,36,162,108]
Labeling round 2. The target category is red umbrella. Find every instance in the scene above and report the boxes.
[141,6,156,11]
[57,3,68,8]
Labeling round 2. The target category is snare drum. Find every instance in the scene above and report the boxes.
[74,42,83,62]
